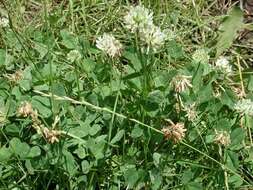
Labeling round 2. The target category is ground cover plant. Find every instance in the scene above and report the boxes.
[0,0,253,189]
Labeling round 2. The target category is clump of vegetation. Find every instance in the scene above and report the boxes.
[0,0,253,189]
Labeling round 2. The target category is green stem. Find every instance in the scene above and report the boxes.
[43,0,55,117]
[74,61,81,99]
[34,90,162,134]
[181,141,249,185]
[108,90,120,143]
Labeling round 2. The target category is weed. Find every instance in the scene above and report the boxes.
[0,0,253,189]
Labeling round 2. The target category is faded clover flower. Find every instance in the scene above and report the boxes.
[96,33,123,58]
[232,86,246,99]
[140,24,167,51]
[17,101,33,117]
[17,101,61,143]
[234,99,253,116]
[171,75,192,93]
[214,130,231,146]
[124,5,153,32]
[67,50,81,62]
[183,103,197,121]
[162,122,186,143]
[215,56,232,74]
[0,17,9,28]
[192,49,209,64]
[43,128,61,144]
[5,70,23,83]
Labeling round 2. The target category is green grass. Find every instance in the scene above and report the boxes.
[0,0,253,189]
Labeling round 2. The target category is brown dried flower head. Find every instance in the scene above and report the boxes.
[162,122,186,143]
[17,101,62,144]
[214,131,231,146]
[43,128,61,144]
[171,75,192,93]
[17,101,33,117]
[5,70,23,83]
[232,86,246,99]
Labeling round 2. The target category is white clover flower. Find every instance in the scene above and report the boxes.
[67,50,81,62]
[171,75,192,93]
[0,17,9,28]
[234,99,253,116]
[140,24,167,51]
[96,33,123,58]
[214,130,231,146]
[192,49,209,63]
[124,5,153,32]
[215,56,232,74]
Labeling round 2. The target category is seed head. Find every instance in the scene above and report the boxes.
[17,101,33,117]
[43,128,61,144]
[162,122,186,143]
[214,131,231,146]
[232,86,246,99]
[171,75,192,93]
[5,70,23,83]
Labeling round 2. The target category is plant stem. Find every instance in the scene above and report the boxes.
[74,61,81,99]
[34,90,162,134]
[108,85,120,143]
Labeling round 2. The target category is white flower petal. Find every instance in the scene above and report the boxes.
[96,33,123,58]
[215,56,232,73]
[124,5,153,33]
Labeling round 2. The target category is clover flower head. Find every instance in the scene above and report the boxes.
[96,33,123,58]
[214,130,231,146]
[183,103,197,121]
[192,49,209,63]
[43,128,61,144]
[140,24,167,51]
[215,56,232,73]
[232,86,246,99]
[0,17,9,28]
[17,101,33,117]
[67,50,81,62]
[5,70,23,83]
[171,75,192,93]
[124,5,153,32]
[234,99,253,116]
[162,122,186,143]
